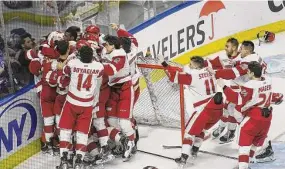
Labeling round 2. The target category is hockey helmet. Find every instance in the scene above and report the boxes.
[257,30,275,45]
[47,31,64,48]
[85,25,100,35]
[82,33,99,43]
[143,166,158,169]
[76,40,91,51]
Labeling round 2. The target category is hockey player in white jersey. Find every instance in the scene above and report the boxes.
[204,38,241,142]
[158,55,224,167]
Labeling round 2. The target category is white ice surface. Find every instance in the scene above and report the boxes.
[15,32,285,169]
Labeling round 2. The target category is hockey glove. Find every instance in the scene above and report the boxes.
[213,92,223,105]
[261,107,272,118]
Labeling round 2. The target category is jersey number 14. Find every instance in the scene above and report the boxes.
[77,74,92,91]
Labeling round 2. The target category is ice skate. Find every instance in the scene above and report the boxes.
[255,141,276,163]
[51,137,60,156]
[191,146,199,158]
[99,145,112,159]
[121,136,135,162]
[42,141,53,155]
[41,141,49,153]
[93,153,115,165]
[174,153,189,168]
[219,130,235,144]
[212,126,225,139]
[56,152,69,169]
[111,144,124,157]
[73,154,83,169]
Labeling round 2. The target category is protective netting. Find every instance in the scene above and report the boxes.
[0,1,184,99]
[134,57,189,128]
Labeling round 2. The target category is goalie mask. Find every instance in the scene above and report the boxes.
[257,30,275,45]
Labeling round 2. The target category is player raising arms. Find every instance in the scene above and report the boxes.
[205,38,240,142]
[158,55,224,167]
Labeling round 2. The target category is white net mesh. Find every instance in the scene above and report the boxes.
[133,57,189,128]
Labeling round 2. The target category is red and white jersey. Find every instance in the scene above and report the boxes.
[223,77,272,121]
[205,53,240,70]
[103,48,131,86]
[63,58,104,107]
[116,29,140,84]
[167,66,217,111]
[215,53,265,86]
[27,49,45,93]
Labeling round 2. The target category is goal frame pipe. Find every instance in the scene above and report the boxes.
[137,63,186,143]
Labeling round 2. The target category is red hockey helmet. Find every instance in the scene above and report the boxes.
[82,33,99,43]
[257,30,275,45]
[85,25,100,35]
[76,40,91,50]
[47,31,64,48]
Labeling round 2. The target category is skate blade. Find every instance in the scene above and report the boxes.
[176,163,186,169]
[219,139,234,145]
[95,155,115,164]
[256,156,276,163]
[56,163,68,169]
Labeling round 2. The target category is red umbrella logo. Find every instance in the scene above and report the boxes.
[199,0,226,40]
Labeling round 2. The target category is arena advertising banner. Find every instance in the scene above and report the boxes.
[0,87,41,160]
[133,0,285,60]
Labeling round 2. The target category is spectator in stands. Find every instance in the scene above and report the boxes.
[0,49,9,96]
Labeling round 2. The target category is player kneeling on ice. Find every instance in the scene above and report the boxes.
[158,55,224,167]
[214,61,273,169]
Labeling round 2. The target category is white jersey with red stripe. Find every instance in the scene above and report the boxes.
[128,43,141,85]
[231,53,264,87]
[63,58,104,107]
[168,66,217,111]
[105,48,131,86]
[241,77,272,112]
[28,49,45,93]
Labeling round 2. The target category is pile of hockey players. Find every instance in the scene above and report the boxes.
[158,36,283,169]
[27,23,140,169]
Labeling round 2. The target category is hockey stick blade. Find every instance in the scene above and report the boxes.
[138,150,175,161]
[163,145,181,149]
[162,145,238,161]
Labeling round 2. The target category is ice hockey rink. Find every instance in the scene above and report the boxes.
[15,32,285,169]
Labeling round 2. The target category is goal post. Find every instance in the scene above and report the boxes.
[134,59,187,142]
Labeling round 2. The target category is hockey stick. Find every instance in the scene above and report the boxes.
[162,145,238,161]
[138,150,175,161]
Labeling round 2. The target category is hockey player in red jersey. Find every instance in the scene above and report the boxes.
[205,38,240,143]
[57,44,133,168]
[112,23,140,104]
[216,61,273,169]
[39,31,64,155]
[159,55,224,167]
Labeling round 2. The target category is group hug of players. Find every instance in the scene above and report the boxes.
[26,23,141,169]
[158,38,283,169]
[26,21,284,169]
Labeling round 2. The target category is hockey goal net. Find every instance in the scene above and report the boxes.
[134,57,189,138]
